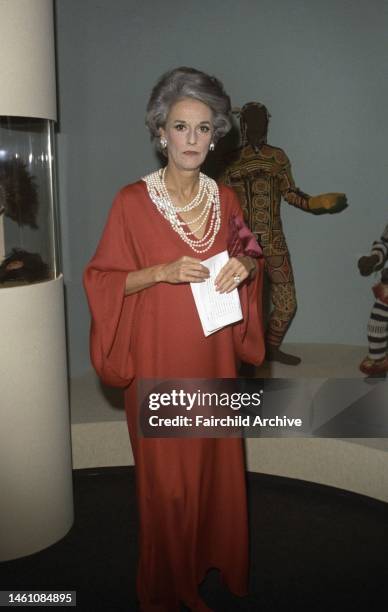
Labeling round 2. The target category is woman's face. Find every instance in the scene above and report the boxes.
[160,97,213,172]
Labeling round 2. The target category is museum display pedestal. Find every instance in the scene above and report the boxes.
[0,0,74,561]
[0,275,73,561]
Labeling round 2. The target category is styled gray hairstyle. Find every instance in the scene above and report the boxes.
[145,67,232,152]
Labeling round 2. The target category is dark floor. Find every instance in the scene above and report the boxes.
[1,467,388,611]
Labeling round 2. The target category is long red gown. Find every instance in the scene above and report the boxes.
[83,178,265,611]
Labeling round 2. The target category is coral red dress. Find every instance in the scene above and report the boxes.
[83,179,264,611]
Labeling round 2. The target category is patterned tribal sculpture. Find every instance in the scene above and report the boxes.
[358,224,388,376]
[221,102,347,365]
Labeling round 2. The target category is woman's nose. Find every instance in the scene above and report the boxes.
[187,127,197,145]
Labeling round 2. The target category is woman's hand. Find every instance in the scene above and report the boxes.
[124,257,209,296]
[158,256,210,284]
[214,256,256,294]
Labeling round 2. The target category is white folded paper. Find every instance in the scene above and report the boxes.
[190,250,242,336]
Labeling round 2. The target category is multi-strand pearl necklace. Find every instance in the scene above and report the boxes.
[143,168,221,253]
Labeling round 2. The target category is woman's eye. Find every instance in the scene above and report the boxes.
[199,125,210,133]
[174,124,185,131]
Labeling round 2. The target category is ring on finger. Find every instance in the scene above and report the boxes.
[233,274,241,284]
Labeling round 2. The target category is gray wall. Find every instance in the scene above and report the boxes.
[55,0,388,378]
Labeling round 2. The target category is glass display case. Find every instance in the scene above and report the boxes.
[0,116,60,287]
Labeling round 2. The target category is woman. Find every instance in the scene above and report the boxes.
[84,67,265,612]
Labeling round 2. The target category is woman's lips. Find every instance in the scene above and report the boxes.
[183,151,199,155]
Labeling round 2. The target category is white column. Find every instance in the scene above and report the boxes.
[0,0,73,560]
[0,0,56,120]
[0,277,74,560]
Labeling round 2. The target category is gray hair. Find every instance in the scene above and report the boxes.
[145,67,232,152]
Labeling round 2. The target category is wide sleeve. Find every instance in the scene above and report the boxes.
[224,186,266,366]
[83,188,139,387]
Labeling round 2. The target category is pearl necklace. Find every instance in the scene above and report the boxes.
[157,167,207,213]
[143,168,221,253]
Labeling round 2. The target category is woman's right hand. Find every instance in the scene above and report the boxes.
[158,256,210,284]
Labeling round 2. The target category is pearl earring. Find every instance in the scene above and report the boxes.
[209,142,215,151]
[160,137,167,149]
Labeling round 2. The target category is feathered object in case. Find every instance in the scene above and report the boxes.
[227,212,263,259]
[0,248,49,284]
[0,158,39,227]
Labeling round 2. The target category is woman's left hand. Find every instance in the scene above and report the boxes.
[214,256,256,294]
